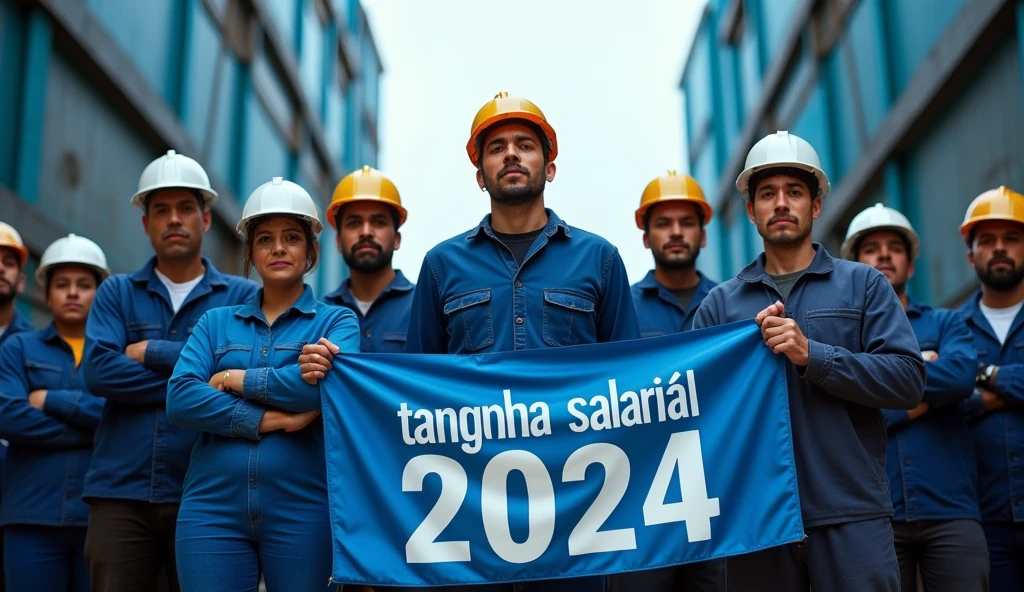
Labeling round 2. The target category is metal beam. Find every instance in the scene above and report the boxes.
[816,0,1014,234]
[34,0,244,237]
[711,0,817,209]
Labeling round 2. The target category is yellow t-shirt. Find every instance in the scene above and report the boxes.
[61,336,85,367]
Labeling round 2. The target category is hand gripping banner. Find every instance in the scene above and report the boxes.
[321,320,803,587]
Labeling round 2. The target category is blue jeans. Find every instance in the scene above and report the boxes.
[3,525,89,592]
[175,501,334,592]
[982,522,1024,591]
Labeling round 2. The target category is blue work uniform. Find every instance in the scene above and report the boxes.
[630,270,717,338]
[404,209,638,592]
[884,299,987,591]
[167,285,359,592]
[323,270,414,353]
[0,324,104,592]
[959,291,1024,589]
[693,244,925,592]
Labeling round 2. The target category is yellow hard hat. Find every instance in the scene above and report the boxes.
[0,222,28,267]
[635,171,712,229]
[326,166,407,231]
[466,91,558,165]
[960,186,1024,240]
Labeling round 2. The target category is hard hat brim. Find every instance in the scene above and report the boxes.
[466,113,558,165]
[325,198,408,231]
[0,244,29,268]
[35,262,111,288]
[236,211,325,238]
[634,198,714,229]
[131,185,219,211]
[840,225,920,261]
[960,215,1024,239]
[735,162,831,198]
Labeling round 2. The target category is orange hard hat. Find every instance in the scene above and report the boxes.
[466,91,558,165]
[635,171,712,229]
[0,222,28,267]
[326,166,407,231]
[960,186,1024,240]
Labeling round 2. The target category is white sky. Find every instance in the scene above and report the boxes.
[360,0,708,285]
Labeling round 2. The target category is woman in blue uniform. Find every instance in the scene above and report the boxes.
[167,177,360,591]
[0,234,110,591]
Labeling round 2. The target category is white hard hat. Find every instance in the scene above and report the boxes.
[236,177,323,238]
[35,234,111,287]
[131,150,218,211]
[841,203,920,261]
[735,131,831,198]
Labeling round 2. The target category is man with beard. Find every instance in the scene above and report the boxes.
[0,222,32,592]
[81,150,257,592]
[957,185,1024,589]
[323,166,413,353]
[844,204,987,592]
[403,91,639,592]
[610,171,723,592]
[692,131,925,591]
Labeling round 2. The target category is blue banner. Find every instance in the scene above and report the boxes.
[321,320,803,587]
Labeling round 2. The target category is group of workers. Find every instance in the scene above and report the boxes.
[0,90,1019,592]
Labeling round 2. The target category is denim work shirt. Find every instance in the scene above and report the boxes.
[0,310,34,510]
[0,324,104,527]
[959,291,1024,522]
[693,244,926,527]
[82,257,258,503]
[166,286,360,523]
[631,270,717,337]
[884,299,979,522]
[323,270,415,353]
[405,209,640,354]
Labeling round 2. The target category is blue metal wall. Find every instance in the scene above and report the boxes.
[680,0,1020,307]
[0,0,382,322]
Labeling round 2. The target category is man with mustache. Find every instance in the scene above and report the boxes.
[402,92,639,592]
[609,171,723,591]
[81,150,257,592]
[844,204,987,591]
[692,131,925,591]
[323,166,413,353]
[957,186,1024,589]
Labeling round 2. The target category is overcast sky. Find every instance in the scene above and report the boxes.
[360,0,708,285]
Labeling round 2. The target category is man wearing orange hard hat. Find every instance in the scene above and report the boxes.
[322,165,414,353]
[0,221,31,346]
[402,91,639,592]
[608,172,724,592]
[957,186,1024,589]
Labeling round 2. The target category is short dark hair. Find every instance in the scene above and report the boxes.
[642,201,706,233]
[143,189,204,215]
[242,214,321,279]
[747,167,820,202]
[334,202,400,232]
[475,120,552,169]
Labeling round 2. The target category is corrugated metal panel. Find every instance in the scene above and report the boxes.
[908,36,1024,306]
[758,0,798,64]
[848,0,887,137]
[300,0,324,98]
[242,96,291,197]
[823,45,861,182]
[86,0,179,103]
[886,0,969,95]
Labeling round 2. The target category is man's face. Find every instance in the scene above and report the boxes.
[969,220,1024,291]
[643,201,706,269]
[856,230,914,292]
[337,201,400,274]
[0,247,24,307]
[746,174,820,247]
[142,189,210,260]
[476,122,556,206]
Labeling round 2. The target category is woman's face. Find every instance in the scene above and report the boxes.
[250,216,308,285]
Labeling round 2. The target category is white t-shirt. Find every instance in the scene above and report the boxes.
[155,269,204,314]
[980,300,1024,345]
[354,298,373,316]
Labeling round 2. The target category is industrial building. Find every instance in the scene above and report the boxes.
[0,0,382,324]
[680,0,1024,307]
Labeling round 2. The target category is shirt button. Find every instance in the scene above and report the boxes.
[516,317,524,325]
[515,281,523,288]
[903,460,911,466]
[170,329,177,335]
[1013,456,1020,462]
[365,331,372,338]
[261,347,267,355]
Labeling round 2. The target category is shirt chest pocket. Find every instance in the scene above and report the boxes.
[127,321,164,342]
[378,332,407,353]
[271,341,308,366]
[804,308,862,351]
[444,289,494,353]
[214,344,253,369]
[542,289,597,347]
[24,360,63,390]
